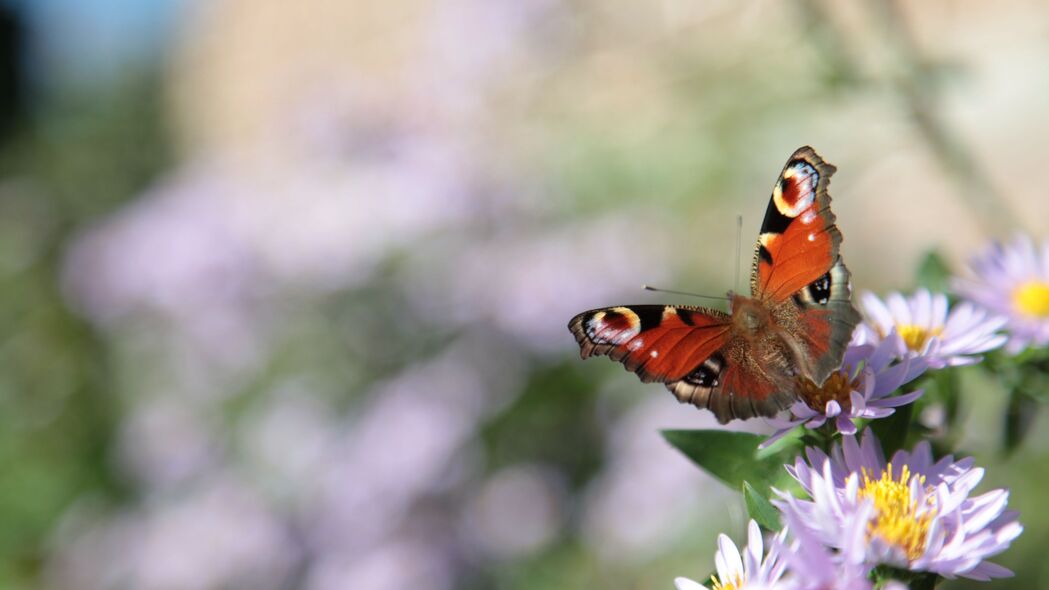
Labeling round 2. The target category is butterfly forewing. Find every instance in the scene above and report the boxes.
[752,146,840,300]
[569,305,731,383]
[751,146,861,384]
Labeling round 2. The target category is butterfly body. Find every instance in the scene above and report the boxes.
[568,147,861,423]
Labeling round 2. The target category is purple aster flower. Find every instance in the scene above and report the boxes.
[776,501,873,590]
[953,234,1049,354]
[761,335,927,448]
[853,289,1007,368]
[674,520,787,590]
[775,431,1022,580]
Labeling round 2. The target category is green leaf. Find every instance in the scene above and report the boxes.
[742,481,782,531]
[915,250,952,293]
[932,368,961,429]
[871,565,942,589]
[870,398,913,457]
[661,429,802,495]
[907,575,941,590]
[1004,388,1039,455]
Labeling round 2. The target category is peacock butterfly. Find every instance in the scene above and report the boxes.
[568,146,861,422]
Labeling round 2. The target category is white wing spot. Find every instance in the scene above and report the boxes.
[650,350,659,358]
[807,233,815,241]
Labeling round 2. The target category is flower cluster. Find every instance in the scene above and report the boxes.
[672,234,1043,589]
[779,432,1021,581]
[677,433,1020,589]
[675,511,897,590]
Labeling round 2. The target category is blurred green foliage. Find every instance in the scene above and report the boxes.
[0,72,170,585]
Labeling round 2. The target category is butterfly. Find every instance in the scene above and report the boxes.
[568,146,861,423]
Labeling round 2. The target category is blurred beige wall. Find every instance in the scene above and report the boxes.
[168,0,1049,291]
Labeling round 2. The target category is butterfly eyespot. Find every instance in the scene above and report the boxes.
[773,162,818,217]
[807,271,832,305]
[584,308,641,345]
[685,354,724,388]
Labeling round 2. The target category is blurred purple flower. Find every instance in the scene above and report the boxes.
[132,478,297,590]
[61,164,267,370]
[775,432,1022,580]
[309,356,485,553]
[298,337,529,587]
[47,477,297,590]
[304,536,455,590]
[762,335,927,447]
[414,216,672,352]
[853,289,1007,367]
[237,383,341,497]
[242,132,477,290]
[461,464,566,559]
[953,234,1049,354]
[582,397,737,562]
[63,125,481,333]
[116,396,221,488]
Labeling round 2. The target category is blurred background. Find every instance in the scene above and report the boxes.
[0,0,1047,588]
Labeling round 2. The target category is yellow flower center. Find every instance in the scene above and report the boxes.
[895,324,941,352]
[711,573,743,590]
[797,370,857,413]
[1013,281,1049,318]
[858,464,935,562]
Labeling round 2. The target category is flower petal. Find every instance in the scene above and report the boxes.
[674,577,707,590]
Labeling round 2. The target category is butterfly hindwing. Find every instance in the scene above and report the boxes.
[665,348,794,422]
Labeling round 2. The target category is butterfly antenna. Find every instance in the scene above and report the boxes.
[734,214,743,293]
[643,285,729,302]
